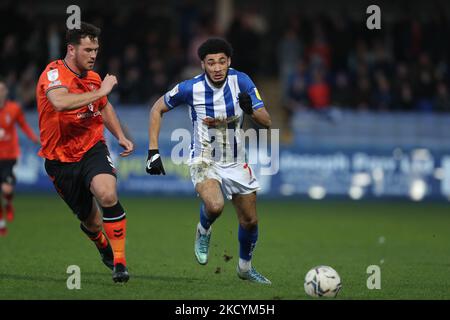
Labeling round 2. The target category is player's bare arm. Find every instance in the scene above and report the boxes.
[17,110,40,144]
[146,95,169,175]
[148,95,170,150]
[46,74,117,111]
[101,102,134,157]
[251,107,272,129]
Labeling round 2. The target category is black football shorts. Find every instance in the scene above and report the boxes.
[0,159,17,185]
[44,141,117,221]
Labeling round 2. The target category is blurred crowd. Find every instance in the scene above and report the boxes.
[279,10,450,113]
[1,1,450,113]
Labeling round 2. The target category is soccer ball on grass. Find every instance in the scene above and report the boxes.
[304,265,342,298]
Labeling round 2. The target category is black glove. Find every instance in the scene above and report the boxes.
[146,149,166,175]
[238,92,253,115]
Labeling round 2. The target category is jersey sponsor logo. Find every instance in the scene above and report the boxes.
[168,84,179,97]
[76,110,101,119]
[48,80,62,88]
[76,103,96,119]
[47,69,59,82]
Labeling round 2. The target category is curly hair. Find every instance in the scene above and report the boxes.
[197,38,233,60]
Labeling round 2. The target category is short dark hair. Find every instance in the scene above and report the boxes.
[197,38,233,60]
[66,22,101,45]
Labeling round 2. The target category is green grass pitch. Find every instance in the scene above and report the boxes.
[0,194,449,299]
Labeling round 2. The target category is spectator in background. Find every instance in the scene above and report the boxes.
[47,23,61,61]
[105,57,122,105]
[330,13,351,73]
[1,35,23,77]
[414,53,435,111]
[146,58,169,103]
[392,62,414,111]
[372,40,393,76]
[177,0,201,52]
[331,71,353,107]
[165,36,185,81]
[394,83,415,111]
[16,64,38,110]
[122,44,143,71]
[227,12,262,75]
[120,67,145,104]
[348,39,372,78]
[306,22,331,70]
[187,19,213,66]
[286,73,309,112]
[393,62,410,90]
[285,60,309,112]
[184,16,215,79]
[372,72,392,111]
[354,77,372,110]
[277,21,302,101]
[307,67,330,109]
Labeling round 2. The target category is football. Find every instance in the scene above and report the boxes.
[304,266,342,298]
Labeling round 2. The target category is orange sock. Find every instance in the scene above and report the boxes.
[103,219,127,266]
[90,232,109,249]
[80,223,108,249]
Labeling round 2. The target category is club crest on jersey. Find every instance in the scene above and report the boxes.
[88,103,94,112]
[47,69,59,82]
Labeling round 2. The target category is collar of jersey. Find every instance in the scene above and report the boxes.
[62,59,86,78]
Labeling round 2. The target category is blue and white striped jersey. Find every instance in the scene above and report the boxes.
[164,68,264,165]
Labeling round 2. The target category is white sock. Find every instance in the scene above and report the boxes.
[0,219,6,228]
[239,258,251,272]
[197,222,211,235]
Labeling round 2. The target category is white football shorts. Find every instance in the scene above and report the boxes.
[190,161,260,200]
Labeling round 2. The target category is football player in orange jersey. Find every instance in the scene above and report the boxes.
[0,78,39,236]
[36,22,133,282]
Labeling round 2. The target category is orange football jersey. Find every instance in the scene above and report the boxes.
[36,60,108,162]
[0,101,38,160]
